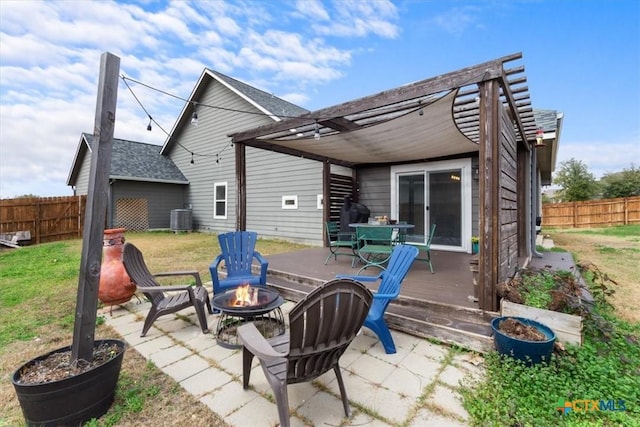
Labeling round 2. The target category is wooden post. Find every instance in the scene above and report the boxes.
[235,142,246,231]
[478,80,501,312]
[72,52,120,362]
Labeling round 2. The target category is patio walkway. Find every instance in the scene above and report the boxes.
[102,291,484,427]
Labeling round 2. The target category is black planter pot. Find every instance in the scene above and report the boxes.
[12,339,125,427]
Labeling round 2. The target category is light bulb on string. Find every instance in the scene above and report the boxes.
[190,152,195,164]
[314,122,320,140]
[147,116,152,131]
[191,103,198,126]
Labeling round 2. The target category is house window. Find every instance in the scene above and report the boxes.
[282,195,298,210]
[214,182,227,219]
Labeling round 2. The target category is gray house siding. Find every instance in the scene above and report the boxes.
[75,149,92,195]
[246,149,323,245]
[110,181,187,229]
[358,166,392,217]
[167,75,325,245]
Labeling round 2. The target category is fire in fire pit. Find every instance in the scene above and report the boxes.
[211,285,285,349]
[213,285,280,313]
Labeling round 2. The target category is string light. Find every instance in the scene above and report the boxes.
[191,103,198,126]
[146,116,152,131]
[190,153,194,164]
[314,122,320,140]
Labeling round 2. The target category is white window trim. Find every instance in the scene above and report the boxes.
[282,195,298,210]
[317,194,323,209]
[390,158,472,252]
[213,181,228,219]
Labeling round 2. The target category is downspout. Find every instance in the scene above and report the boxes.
[531,148,543,258]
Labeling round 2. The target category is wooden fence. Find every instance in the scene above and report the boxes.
[0,196,87,244]
[542,196,640,229]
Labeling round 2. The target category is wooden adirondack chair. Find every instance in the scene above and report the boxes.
[209,231,269,296]
[337,244,419,354]
[122,243,212,337]
[237,278,373,427]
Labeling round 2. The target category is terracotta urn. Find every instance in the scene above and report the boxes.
[98,228,136,306]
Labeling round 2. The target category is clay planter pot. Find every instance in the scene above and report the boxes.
[98,228,136,306]
[491,316,556,366]
[12,339,125,426]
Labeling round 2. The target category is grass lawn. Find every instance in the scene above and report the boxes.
[1,227,638,426]
[0,232,308,427]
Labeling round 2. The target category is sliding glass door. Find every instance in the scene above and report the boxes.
[392,159,471,251]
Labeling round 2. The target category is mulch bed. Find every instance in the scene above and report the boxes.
[14,342,123,385]
[498,318,547,341]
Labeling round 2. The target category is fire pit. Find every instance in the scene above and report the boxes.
[212,285,285,349]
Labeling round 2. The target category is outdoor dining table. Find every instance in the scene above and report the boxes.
[348,223,415,271]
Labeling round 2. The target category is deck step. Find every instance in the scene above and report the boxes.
[266,268,497,353]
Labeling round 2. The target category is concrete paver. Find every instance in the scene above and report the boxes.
[103,290,482,426]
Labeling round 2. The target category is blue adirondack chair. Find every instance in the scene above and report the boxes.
[337,244,419,354]
[209,231,269,296]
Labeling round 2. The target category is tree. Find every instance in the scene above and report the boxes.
[553,158,599,202]
[599,164,640,199]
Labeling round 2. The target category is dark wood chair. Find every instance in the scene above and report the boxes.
[238,278,373,427]
[122,243,212,337]
[209,231,268,297]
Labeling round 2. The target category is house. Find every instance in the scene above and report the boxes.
[228,52,562,312]
[66,134,189,230]
[68,52,562,314]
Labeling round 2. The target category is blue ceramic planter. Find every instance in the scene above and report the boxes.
[491,316,556,365]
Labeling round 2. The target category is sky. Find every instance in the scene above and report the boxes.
[1,0,639,198]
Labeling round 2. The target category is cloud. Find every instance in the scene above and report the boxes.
[0,0,404,198]
[555,138,640,180]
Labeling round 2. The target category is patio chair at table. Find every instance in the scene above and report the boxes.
[354,225,395,274]
[324,220,357,266]
[337,244,419,354]
[406,224,436,273]
[238,278,373,427]
[122,243,213,337]
[209,231,268,297]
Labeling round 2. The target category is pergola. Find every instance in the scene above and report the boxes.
[230,52,544,312]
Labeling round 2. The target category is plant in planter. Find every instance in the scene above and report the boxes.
[491,316,556,365]
[11,52,126,426]
[471,236,479,254]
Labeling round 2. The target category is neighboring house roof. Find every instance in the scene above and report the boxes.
[67,133,188,186]
[160,69,308,155]
[533,109,563,186]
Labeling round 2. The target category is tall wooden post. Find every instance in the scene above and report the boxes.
[478,79,500,312]
[72,52,120,361]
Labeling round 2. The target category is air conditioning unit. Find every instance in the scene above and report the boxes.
[170,209,192,232]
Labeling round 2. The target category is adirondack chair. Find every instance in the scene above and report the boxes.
[337,244,419,354]
[122,243,212,337]
[324,221,357,266]
[237,278,373,427]
[209,231,269,296]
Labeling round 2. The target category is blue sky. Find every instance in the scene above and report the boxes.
[1,0,638,198]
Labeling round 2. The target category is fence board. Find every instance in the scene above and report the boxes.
[542,196,640,228]
[0,196,86,244]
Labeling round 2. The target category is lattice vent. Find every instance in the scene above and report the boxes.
[115,198,149,231]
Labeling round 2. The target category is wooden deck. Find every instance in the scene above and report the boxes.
[265,247,478,308]
[264,246,498,352]
[262,247,578,353]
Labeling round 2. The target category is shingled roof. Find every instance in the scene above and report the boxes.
[67,133,188,186]
[209,70,308,118]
